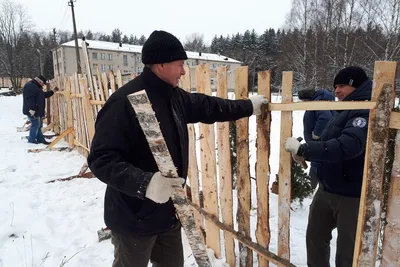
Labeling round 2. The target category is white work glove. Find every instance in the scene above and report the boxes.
[249,95,268,116]
[145,172,185,204]
[29,109,35,116]
[284,137,301,154]
[312,131,320,140]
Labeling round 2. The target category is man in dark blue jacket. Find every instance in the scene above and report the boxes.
[284,66,371,267]
[298,89,335,188]
[22,75,57,144]
[87,30,267,267]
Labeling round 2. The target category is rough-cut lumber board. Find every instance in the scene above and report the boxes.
[80,78,95,144]
[41,122,54,133]
[65,77,74,148]
[216,66,235,267]
[81,40,94,92]
[90,100,106,105]
[127,90,212,266]
[46,171,94,183]
[353,61,397,267]
[267,101,375,111]
[92,75,101,114]
[48,127,74,149]
[109,70,116,94]
[278,71,293,263]
[381,130,400,267]
[115,70,123,88]
[389,111,400,129]
[74,139,89,152]
[28,147,72,153]
[256,70,272,267]
[101,72,110,100]
[196,64,222,258]
[189,202,296,267]
[181,65,204,241]
[235,66,252,267]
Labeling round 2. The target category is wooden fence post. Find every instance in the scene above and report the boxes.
[196,64,222,258]
[278,71,293,264]
[216,66,236,267]
[256,70,272,267]
[353,61,397,266]
[235,66,252,267]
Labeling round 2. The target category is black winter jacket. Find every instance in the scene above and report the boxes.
[299,80,372,197]
[87,67,253,236]
[22,80,54,117]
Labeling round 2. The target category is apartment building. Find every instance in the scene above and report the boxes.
[52,39,242,90]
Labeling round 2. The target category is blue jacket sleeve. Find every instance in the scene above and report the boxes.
[313,110,333,136]
[178,88,253,124]
[302,114,369,163]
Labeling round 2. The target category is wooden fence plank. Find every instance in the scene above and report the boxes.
[196,64,222,258]
[278,71,293,263]
[256,70,272,267]
[216,66,235,267]
[235,66,252,267]
[353,61,397,266]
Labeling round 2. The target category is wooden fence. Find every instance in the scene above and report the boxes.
[42,58,399,267]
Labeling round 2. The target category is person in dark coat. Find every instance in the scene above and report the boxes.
[22,75,58,144]
[284,66,371,267]
[298,88,336,188]
[87,30,268,267]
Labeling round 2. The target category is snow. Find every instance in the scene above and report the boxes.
[61,39,242,64]
[0,94,338,266]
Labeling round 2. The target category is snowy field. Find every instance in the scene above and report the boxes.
[0,93,338,266]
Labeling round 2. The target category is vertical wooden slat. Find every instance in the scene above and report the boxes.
[80,77,95,146]
[256,70,272,267]
[278,71,293,263]
[115,70,123,89]
[97,68,109,100]
[216,66,236,267]
[101,72,110,101]
[196,64,222,258]
[235,66,252,267]
[381,130,400,267]
[92,75,101,114]
[65,77,74,148]
[109,70,116,94]
[181,65,204,239]
[71,74,79,153]
[353,61,397,266]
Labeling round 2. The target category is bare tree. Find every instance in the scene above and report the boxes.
[183,33,208,52]
[0,0,31,90]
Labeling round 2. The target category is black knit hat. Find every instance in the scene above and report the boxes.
[37,75,47,84]
[298,88,316,100]
[333,66,368,89]
[142,30,188,64]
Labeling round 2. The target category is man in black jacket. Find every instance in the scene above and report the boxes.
[87,30,267,267]
[284,66,371,267]
[22,75,57,144]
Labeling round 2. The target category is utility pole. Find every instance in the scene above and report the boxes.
[68,0,81,73]
[53,28,61,77]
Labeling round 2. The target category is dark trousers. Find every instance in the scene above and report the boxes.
[306,187,360,267]
[27,115,46,143]
[111,223,184,267]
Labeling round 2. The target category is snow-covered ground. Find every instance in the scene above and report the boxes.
[0,94,337,266]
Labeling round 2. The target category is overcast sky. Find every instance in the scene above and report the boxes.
[13,0,292,44]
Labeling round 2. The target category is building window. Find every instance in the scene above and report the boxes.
[108,54,112,60]
[123,55,128,66]
[137,66,142,74]
[101,53,106,60]
[108,65,114,71]
[92,52,98,59]
[93,63,98,69]
[101,64,106,71]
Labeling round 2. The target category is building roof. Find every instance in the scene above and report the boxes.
[60,39,242,64]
